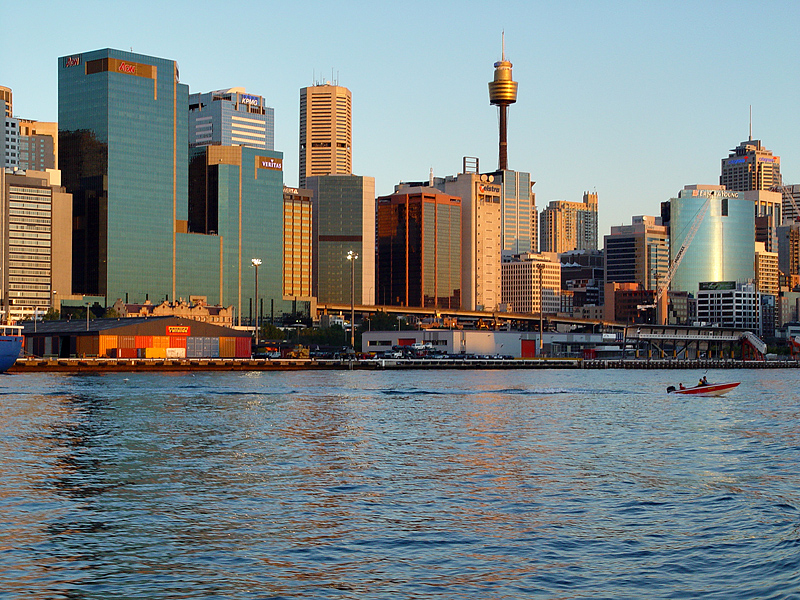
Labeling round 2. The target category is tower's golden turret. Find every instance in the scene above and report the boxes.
[489,58,518,105]
[488,34,518,170]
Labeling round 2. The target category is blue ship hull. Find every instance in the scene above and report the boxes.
[0,335,23,372]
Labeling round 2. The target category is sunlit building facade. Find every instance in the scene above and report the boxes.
[376,187,461,309]
[501,252,561,314]
[58,48,188,304]
[307,174,375,305]
[540,192,598,254]
[282,186,313,300]
[189,87,274,150]
[0,168,72,320]
[299,84,352,189]
[604,215,668,290]
[720,139,781,192]
[665,185,754,296]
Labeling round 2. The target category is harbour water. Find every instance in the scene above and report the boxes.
[1,369,799,599]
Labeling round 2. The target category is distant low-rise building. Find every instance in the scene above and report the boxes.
[111,298,233,326]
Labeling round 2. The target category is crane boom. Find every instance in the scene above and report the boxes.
[657,196,711,303]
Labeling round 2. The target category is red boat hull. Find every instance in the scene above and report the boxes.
[668,382,740,396]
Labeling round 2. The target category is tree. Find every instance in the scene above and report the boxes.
[260,322,285,341]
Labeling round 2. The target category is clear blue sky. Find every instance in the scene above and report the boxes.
[3,0,799,239]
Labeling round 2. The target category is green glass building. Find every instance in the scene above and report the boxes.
[59,49,188,304]
[184,145,290,323]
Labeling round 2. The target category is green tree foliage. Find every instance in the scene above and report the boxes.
[260,322,285,341]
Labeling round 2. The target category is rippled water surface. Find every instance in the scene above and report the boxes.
[1,369,799,599]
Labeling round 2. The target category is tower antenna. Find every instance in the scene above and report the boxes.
[749,105,752,141]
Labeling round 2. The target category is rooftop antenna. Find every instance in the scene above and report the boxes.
[749,105,752,141]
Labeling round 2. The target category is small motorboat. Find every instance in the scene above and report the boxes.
[666,381,740,396]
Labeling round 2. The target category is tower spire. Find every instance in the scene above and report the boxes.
[749,105,752,141]
[488,33,518,171]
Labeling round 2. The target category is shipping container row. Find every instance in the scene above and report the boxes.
[99,335,251,358]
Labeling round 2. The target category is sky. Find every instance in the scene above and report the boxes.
[2,0,799,239]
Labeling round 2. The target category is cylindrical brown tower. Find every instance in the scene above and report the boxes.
[488,36,518,171]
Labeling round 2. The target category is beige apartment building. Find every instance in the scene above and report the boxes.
[755,242,779,297]
[299,83,352,188]
[540,191,598,254]
[501,252,561,314]
[1,168,71,321]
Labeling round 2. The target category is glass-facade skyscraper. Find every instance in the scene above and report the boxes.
[666,185,754,296]
[184,146,289,323]
[306,174,374,305]
[189,88,274,150]
[376,187,461,308]
[59,49,188,304]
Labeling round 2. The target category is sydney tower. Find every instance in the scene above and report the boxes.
[488,35,518,171]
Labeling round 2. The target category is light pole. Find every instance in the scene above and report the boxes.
[347,250,358,350]
[536,263,544,356]
[251,258,262,348]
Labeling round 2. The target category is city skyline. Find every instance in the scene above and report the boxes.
[2,1,799,241]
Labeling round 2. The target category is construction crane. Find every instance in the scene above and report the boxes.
[771,184,800,223]
[637,195,712,324]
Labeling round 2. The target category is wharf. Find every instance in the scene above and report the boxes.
[7,356,800,372]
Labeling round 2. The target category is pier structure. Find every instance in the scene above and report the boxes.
[625,324,767,361]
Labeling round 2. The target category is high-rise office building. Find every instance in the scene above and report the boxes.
[376,187,461,308]
[306,174,374,305]
[720,139,781,191]
[58,48,188,304]
[0,168,72,321]
[777,222,800,288]
[540,192,598,254]
[299,83,351,188]
[779,184,800,223]
[283,186,313,300]
[664,185,754,296]
[501,252,560,314]
[495,168,536,256]
[744,190,782,253]
[188,88,274,150]
[755,242,779,297]
[185,145,289,323]
[2,95,19,169]
[17,120,57,171]
[604,215,668,290]
[425,172,503,311]
[0,86,11,118]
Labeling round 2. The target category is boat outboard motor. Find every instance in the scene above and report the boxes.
[666,386,676,393]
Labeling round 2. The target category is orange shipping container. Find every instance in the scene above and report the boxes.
[99,335,117,357]
[169,336,187,349]
[135,336,153,349]
[219,337,236,358]
[153,336,170,349]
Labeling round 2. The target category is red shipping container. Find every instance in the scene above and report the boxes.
[169,336,187,349]
[235,336,252,358]
[118,348,137,359]
[119,336,136,349]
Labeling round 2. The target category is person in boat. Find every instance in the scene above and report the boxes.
[679,383,685,390]
[698,376,708,386]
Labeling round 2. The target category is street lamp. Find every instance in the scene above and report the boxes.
[346,250,358,350]
[251,258,262,348]
[536,263,544,356]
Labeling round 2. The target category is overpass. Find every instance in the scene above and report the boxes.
[315,303,623,332]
